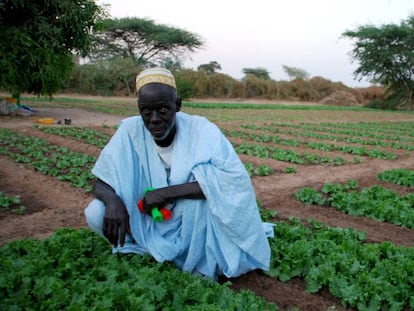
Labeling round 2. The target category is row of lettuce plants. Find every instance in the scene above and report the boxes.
[227,128,398,160]
[33,125,112,148]
[307,142,398,159]
[318,121,414,138]
[377,168,414,186]
[0,192,26,214]
[0,128,96,192]
[240,122,414,151]
[244,162,274,176]
[239,123,414,152]
[267,122,414,142]
[234,142,348,166]
[294,175,414,229]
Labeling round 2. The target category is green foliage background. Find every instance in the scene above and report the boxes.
[0,0,106,97]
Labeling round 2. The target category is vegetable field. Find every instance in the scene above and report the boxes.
[1,96,413,311]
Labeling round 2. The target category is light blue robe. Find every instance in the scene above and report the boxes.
[85,112,272,278]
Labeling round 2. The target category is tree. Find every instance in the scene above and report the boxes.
[91,17,204,66]
[242,67,271,80]
[161,57,183,72]
[197,61,222,75]
[282,65,310,80]
[0,0,106,99]
[343,15,414,109]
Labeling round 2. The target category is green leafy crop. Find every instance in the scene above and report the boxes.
[377,168,414,187]
[267,219,414,310]
[0,128,97,192]
[295,179,414,229]
[34,125,111,148]
[0,229,276,311]
[0,192,26,214]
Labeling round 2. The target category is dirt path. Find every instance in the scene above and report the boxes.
[1,107,124,128]
[0,156,93,244]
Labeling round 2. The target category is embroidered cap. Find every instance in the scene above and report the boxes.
[136,67,176,92]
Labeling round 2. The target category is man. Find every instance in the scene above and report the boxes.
[85,68,273,279]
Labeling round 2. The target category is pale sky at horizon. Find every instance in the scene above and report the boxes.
[99,0,413,87]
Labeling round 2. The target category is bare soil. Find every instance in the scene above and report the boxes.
[1,105,413,311]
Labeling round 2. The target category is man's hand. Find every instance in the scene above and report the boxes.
[142,188,170,215]
[103,196,131,246]
[141,182,206,216]
[93,179,133,246]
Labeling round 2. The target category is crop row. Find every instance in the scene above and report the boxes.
[240,123,414,150]
[34,125,112,148]
[238,124,413,152]
[227,129,398,160]
[0,192,25,214]
[317,121,414,138]
[294,176,414,229]
[0,128,96,192]
[234,142,348,165]
[244,162,274,176]
[255,121,414,142]
[377,168,414,186]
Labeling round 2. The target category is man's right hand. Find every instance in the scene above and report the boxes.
[93,179,132,247]
[103,196,131,247]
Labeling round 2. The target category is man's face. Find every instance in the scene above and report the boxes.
[138,83,180,146]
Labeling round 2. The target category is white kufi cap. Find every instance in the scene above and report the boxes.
[136,67,176,92]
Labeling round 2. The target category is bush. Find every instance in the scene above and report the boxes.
[364,97,400,110]
[364,88,407,110]
[243,74,268,98]
[207,73,244,98]
[62,58,142,96]
[174,69,208,98]
[353,86,385,104]
[319,91,359,106]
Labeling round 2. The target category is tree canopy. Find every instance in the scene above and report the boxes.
[197,61,222,75]
[242,67,271,80]
[282,65,310,80]
[343,15,414,109]
[90,17,204,66]
[0,0,106,97]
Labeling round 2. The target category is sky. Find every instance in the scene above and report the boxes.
[98,0,413,87]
